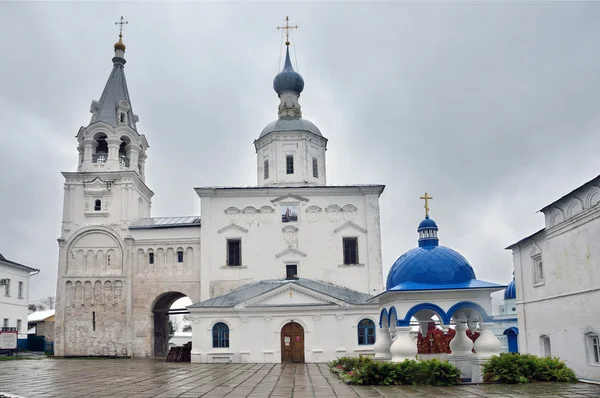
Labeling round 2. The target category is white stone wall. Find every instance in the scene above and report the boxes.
[60,171,153,240]
[189,306,379,363]
[0,262,31,338]
[196,186,384,301]
[54,222,202,357]
[255,132,327,187]
[511,186,600,382]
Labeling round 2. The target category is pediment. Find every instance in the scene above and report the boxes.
[83,177,113,194]
[239,284,344,309]
[334,221,367,234]
[271,194,310,204]
[217,223,249,234]
[275,247,307,258]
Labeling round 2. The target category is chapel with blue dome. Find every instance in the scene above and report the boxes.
[372,195,508,377]
[386,212,502,292]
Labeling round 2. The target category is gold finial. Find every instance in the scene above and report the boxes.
[276,16,299,46]
[420,192,433,218]
[114,16,128,51]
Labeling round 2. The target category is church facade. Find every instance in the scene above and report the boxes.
[54,26,511,370]
[53,30,386,359]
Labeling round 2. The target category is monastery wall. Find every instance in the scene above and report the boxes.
[512,203,600,381]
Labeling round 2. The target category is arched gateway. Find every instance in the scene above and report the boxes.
[281,322,305,363]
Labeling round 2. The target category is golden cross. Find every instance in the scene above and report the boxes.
[115,16,128,35]
[420,192,433,217]
[276,16,299,46]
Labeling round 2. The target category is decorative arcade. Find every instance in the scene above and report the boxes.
[370,194,506,382]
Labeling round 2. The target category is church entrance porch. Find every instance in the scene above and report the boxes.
[281,322,304,363]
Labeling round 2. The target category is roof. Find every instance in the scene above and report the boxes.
[385,279,506,292]
[129,216,200,230]
[90,53,137,131]
[539,174,600,213]
[188,278,373,308]
[259,117,322,139]
[273,46,304,95]
[386,245,477,290]
[28,310,55,323]
[0,253,39,273]
[505,228,545,250]
[504,278,516,300]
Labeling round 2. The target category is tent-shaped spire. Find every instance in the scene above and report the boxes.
[89,33,138,131]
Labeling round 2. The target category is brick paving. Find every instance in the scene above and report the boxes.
[0,359,599,397]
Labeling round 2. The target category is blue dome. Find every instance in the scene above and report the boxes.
[504,278,516,299]
[418,216,438,231]
[386,245,476,290]
[273,47,304,95]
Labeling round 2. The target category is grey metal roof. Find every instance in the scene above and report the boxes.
[539,174,600,212]
[505,228,545,250]
[129,216,200,230]
[259,117,323,139]
[188,278,373,308]
[91,56,137,131]
[0,253,39,273]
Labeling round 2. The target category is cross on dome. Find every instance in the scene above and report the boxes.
[276,16,299,46]
[114,16,128,51]
[420,192,433,218]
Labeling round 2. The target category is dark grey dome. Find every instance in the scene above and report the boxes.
[273,47,304,95]
[259,117,322,139]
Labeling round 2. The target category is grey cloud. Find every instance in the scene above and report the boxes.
[2,2,599,305]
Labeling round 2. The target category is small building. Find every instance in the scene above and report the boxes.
[507,175,600,382]
[28,310,56,342]
[0,253,40,340]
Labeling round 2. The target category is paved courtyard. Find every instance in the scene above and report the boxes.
[0,359,599,398]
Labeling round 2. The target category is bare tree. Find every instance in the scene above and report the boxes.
[40,296,55,310]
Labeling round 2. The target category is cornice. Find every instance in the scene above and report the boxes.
[194,185,385,198]
[63,170,154,198]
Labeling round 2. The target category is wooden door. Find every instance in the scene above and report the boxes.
[281,322,304,363]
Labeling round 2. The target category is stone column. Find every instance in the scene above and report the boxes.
[81,140,96,171]
[106,138,121,170]
[373,326,392,361]
[126,145,140,173]
[471,322,502,383]
[390,327,417,362]
[448,320,474,379]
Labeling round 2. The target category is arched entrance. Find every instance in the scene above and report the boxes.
[504,327,519,353]
[152,291,189,357]
[281,322,304,363]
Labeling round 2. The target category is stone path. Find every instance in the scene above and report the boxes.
[0,359,599,397]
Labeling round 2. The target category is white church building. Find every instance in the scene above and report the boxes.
[507,175,600,382]
[54,26,510,372]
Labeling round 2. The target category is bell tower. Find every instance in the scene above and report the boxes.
[60,26,153,240]
[254,17,328,187]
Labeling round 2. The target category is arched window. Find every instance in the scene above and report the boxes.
[94,199,102,211]
[213,322,229,348]
[357,319,376,345]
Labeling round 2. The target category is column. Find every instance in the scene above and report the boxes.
[126,145,140,173]
[471,322,502,383]
[106,137,121,170]
[389,327,417,362]
[448,319,473,379]
[373,326,392,361]
[81,140,96,170]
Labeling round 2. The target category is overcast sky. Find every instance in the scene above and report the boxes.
[2,2,600,306]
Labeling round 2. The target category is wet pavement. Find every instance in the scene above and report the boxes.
[0,359,599,397]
